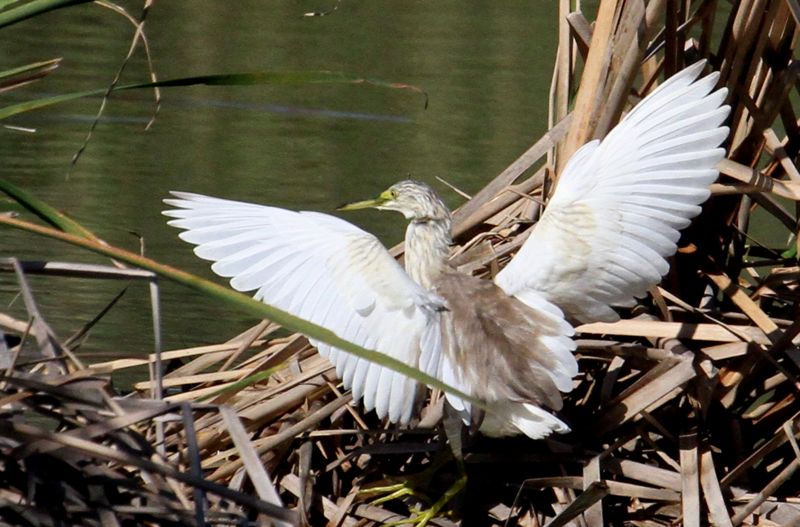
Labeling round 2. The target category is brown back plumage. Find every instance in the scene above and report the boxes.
[433,269,566,411]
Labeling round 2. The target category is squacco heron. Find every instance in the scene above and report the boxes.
[164,61,729,441]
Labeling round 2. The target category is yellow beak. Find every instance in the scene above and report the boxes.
[337,190,394,211]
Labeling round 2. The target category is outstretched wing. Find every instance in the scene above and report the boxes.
[495,61,730,323]
[164,192,446,423]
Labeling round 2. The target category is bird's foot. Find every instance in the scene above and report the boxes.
[385,472,466,527]
[358,452,466,527]
[359,479,429,506]
[358,466,436,508]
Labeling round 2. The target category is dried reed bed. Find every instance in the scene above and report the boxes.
[2,0,800,525]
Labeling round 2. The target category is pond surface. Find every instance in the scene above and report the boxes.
[0,1,557,364]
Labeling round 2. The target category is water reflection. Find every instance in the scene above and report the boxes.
[0,1,557,362]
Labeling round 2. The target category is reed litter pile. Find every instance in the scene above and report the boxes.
[2,0,800,525]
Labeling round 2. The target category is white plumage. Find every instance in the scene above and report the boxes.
[164,62,730,440]
[495,61,729,323]
[166,197,444,424]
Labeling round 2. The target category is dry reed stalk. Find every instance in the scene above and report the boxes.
[3,0,800,525]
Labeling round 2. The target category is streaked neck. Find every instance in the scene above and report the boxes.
[405,217,452,289]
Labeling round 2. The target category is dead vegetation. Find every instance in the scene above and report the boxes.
[2,0,800,525]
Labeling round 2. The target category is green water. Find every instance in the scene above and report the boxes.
[0,1,557,360]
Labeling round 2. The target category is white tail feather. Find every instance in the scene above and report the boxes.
[480,402,570,439]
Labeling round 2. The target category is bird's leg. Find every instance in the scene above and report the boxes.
[357,447,453,506]
[359,452,466,527]
[386,457,467,527]
[442,402,466,462]
[359,409,470,526]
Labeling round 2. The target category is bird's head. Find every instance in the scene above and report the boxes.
[339,180,450,222]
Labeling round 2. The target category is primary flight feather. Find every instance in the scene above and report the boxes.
[164,61,729,439]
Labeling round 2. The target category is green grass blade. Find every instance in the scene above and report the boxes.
[0,57,60,85]
[0,71,427,120]
[0,207,477,407]
[0,179,98,239]
[0,0,92,29]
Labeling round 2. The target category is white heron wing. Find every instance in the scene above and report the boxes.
[495,61,730,323]
[163,192,446,423]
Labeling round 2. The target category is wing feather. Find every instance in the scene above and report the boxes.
[495,61,730,322]
[164,192,446,424]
